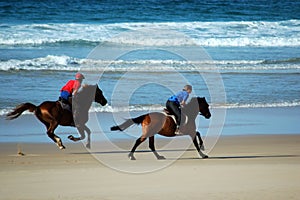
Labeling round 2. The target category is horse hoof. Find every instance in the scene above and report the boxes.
[128,154,136,160]
[68,135,74,140]
[59,145,65,150]
[157,156,166,160]
[86,144,91,149]
[130,156,136,160]
[200,145,205,151]
[202,155,209,159]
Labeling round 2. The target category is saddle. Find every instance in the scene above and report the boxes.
[163,108,188,126]
[58,97,72,112]
[163,108,172,115]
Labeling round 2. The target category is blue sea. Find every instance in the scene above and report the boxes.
[0,0,300,142]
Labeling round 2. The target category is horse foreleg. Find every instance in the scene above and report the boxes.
[68,125,91,149]
[129,137,146,160]
[192,135,208,159]
[149,136,165,160]
[68,125,85,142]
[196,131,205,151]
[84,125,91,149]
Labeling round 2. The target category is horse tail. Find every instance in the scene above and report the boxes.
[110,114,147,131]
[6,103,37,120]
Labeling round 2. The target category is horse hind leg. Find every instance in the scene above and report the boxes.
[54,135,65,150]
[47,122,65,149]
[36,111,65,149]
[129,137,147,160]
[149,136,165,160]
[47,130,65,150]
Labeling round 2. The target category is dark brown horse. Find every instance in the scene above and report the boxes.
[111,97,211,160]
[6,84,107,149]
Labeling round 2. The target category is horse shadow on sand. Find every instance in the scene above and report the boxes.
[70,148,300,160]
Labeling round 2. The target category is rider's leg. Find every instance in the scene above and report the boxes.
[166,100,181,126]
[68,96,72,106]
[60,91,71,103]
[59,91,72,112]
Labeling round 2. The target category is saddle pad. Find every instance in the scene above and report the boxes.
[162,110,188,126]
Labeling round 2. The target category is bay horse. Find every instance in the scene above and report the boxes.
[6,84,107,149]
[111,97,211,160]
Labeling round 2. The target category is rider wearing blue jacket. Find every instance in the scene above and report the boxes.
[166,85,192,132]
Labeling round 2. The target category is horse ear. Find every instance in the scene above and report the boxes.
[95,84,103,92]
[197,97,205,103]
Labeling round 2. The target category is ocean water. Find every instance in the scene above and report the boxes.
[0,1,299,116]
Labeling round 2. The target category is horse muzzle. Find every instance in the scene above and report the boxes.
[205,113,211,119]
[200,112,211,119]
[100,99,108,106]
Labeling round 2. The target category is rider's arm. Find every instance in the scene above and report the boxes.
[180,92,189,107]
[73,89,79,96]
[72,80,81,96]
[180,100,187,106]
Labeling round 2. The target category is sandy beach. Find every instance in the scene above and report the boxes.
[1,1,300,199]
[1,134,299,200]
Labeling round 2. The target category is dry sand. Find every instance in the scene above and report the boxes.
[0,134,300,200]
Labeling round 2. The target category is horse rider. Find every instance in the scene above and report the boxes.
[60,72,85,107]
[166,85,192,133]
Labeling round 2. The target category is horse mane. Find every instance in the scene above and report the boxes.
[189,97,198,104]
[187,97,199,107]
[189,97,207,104]
[74,84,97,106]
[77,84,107,107]
[76,84,96,97]
[183,97,206,115]
[80,84,96,92]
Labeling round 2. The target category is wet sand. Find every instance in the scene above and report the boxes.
[1,134,300,200]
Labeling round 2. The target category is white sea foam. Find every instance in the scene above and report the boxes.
[2,101,300,117]
[1,55,299,72]
[1,20,299,47]
[0,55,81,71]
[214,101,300,109]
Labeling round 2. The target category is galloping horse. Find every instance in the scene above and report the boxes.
[111,97,211,160]
[6,84,107,149]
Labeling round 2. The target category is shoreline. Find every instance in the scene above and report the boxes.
[1,106,299,143]
[1,133,299,155]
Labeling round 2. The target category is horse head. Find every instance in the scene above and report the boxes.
[75,84,107,107]
[196,97,211,119]
[184,97,211,119]
[94,85,108,106]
